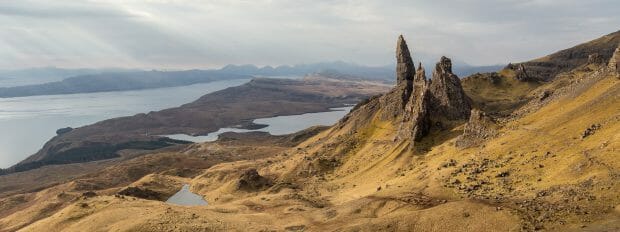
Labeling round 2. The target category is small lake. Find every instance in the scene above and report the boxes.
[166,184,208,206]
[0,79,250,168]
[164,106,353,142]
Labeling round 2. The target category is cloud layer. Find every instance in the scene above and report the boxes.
[0,0,618,69]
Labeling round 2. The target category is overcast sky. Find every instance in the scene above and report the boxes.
[0,0,618,69]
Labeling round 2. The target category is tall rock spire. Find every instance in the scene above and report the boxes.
[429,56,471,120]
[396,35,415,85]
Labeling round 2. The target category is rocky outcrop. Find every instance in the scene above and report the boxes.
[236,169,271,191]
[387,37,472,150]
[55,127,73,135]
[587,53,604,65]
[408,66,432,143]
[358,36,472,151]
[380,36,417,120]
[610,46,619,78]
[456,109,497,148]
[429,56,472,120]
[395,35,416,109]
[118,187,164,201]
[514,64,531,81]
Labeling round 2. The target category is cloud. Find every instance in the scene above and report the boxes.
[0,0,618,69]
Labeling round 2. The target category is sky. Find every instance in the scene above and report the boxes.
[0,0,618,69]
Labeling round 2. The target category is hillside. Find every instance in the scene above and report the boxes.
[509,30,620,82]
[0,33,619,231]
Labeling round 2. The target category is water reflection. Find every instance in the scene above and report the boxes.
[165,184,208,206]
[164,106,352,142]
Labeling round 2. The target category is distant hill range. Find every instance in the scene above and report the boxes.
[0,61,503,98]
[219,61,504,81]
[0,70,252,98]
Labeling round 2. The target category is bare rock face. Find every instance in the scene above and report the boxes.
[380,36,417,120]
[118,187,164,200]
[587,53,604,65]
[410,85,432,143]
[514,64,531,81]
[429,56,472,120]
[610,46,620,78]
[456,109,497,148]
[396,35,415,86]
[395,35,416,109]
[404,65,432,144]
[236,169,271,191]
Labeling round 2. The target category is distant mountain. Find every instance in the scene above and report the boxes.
[219,61,395,80]
[0,67,139,87]
[0,61,503,98]
[220,61,504,82]
[0,70,250,98]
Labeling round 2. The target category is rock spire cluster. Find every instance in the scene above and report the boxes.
[394,36,471,149]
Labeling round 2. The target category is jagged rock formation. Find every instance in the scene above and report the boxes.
[379,36,417,120]
[391,38,470,149]
[406,65,432,143]
[396,35,415,87]
[455,109,497,148]
[587,53,604,64]
[395,35,416,110]
[429,57,472,120]
[610,45,620,78]
[514,64,531,81]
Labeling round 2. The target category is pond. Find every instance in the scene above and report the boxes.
[165,184,208,206]
[164,106,353,142]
